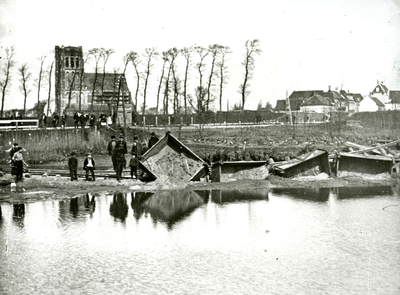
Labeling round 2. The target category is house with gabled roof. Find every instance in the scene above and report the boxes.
[340,90,361,114]
[370,81,389,104]
[359,95,385,112]
[300,94,335,113]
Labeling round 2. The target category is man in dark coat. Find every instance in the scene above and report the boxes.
[83,153,96,181]
[130,135,143,179]
[68,151,78,181]
[112,144,126,182]
[148,132,159,149]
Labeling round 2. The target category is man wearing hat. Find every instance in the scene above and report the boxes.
[112,135,128,182]
[107,135,117,170]
[83,153,96,181]
[130,135,142,180]
[148,132,159,149]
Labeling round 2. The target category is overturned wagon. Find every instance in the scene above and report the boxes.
[334,152,395,176]
[210,161,269,182]
[270,149,331,178]
[139,132,206,182]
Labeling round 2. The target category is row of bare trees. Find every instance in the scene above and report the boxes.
[0,39,262,119]
[0,46,55,118]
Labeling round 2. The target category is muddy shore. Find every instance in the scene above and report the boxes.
[1,171,399,204]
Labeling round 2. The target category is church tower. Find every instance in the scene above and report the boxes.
[55,46,83,114]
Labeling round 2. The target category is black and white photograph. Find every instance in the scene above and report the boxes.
[1,0,400,294]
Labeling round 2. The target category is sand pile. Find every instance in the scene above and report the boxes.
[142,145,203,182]
[219,165,269,182]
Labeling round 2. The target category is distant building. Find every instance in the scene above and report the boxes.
[299,94,334,113]
[54,46,132,122]
[387,90,400,110]
[275,87,360,114]
[359,95,385,112]
[370,81,389,104]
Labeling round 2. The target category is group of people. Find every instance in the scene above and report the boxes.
[6,132,160,183]
[107,132,159,182]
[67,132,160,182]
[38,111,114,129]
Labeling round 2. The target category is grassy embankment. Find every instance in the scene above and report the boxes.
[1,116,399,168]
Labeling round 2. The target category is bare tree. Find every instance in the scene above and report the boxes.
[156,51,169,115]
[0,46,16,117]
[46,61,54,116]
[88,48,102,113]
[18,63,32,116]
[167,48,179,115]
[181,46,193,115]
[77,52,90,111]
[217,46,231,112]
[142,48,158,115]
[239,39,262,110]
[115,54,131,133]
[206,44,222,111]
[36,54,47,116]
[194,46,209,112]
[100,48,115,113]
[66,68,78,111]
[162,51,174,115]
[128,51,141,113]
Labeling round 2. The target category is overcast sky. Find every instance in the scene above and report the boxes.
[1,0,400,112]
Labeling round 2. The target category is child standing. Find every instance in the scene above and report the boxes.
[130,135,142,180]
[83,153,96,181]
[68,151,78,181]
[11,147,28,182]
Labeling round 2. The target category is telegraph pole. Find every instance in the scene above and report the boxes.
[286,90,293,125]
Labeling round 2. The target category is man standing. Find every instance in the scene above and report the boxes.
[130,135,143,180]
[112,144,126,182]
[107,135,117,170]
[117,135,128,154]
[83,153,96,181]
[11,147,28,182]
[148,132,159,149]
[68,151,78,181]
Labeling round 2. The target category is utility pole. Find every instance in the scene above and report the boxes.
[286,90,293,125]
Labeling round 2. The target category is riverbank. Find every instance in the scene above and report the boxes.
[1,171,399,204]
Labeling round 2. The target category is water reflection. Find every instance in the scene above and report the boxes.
[142,189,205,229]
[67,193,97,219]
[12,203,25,228]
[211,188,269,204]
[335,186,393,199]
[272,187,330,202]
[131,192,153,221]
[109,193,129,222]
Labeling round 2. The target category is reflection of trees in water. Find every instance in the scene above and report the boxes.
[110,193,129,222]
[131,192,153,221]
[142,189,205,229]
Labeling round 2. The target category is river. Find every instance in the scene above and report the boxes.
[0,186,399,295]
